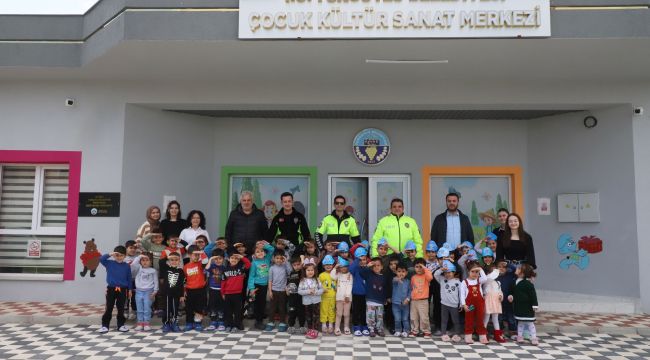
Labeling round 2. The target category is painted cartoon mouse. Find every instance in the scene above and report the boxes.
[557,233,589,270]
[79,238,101,277]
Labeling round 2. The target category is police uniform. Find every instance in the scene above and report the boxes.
[314,211,361,250]
[371,213,423,258]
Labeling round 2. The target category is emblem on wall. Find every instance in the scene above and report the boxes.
[353,128,390,166]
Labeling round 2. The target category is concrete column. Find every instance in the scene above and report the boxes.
[633,100,650,313]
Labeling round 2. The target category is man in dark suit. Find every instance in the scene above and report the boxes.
[430,193,474,249]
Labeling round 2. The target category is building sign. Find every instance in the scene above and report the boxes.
[239,0,550,39]
[78,192,121,217]
[27,239,41,258]
[353,128,390,165]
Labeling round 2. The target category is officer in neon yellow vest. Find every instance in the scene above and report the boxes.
[371,198,423,258]
[314,195,361,250]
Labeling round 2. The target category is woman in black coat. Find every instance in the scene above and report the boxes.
[496,213,536,269]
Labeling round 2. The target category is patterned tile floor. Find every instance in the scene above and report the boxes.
[1,301,649,330]
[0,323,649,360]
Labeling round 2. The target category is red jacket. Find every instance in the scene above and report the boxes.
[221,257,251,295]
[184,261,206,290]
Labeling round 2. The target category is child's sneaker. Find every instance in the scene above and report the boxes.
[401,331,409,338]
[451,334,461,343]
[206,321,218,331]
[531,337,539,346]
[98,326,109,333]
[162,324,171,333]
[172,323,182,333]
[217,322,226,332]
[441,334,451,342]
[377,329,385,337]
[184,323,194,332]
[369,328,376,337]
[328,324,334,334]
[322,323,328,333]
[344,327,351,335]
[225,327,232,333]
[393,331,401,337]
[265,323,275,332]
[479,334,489,344]
[118,325,129,332]
[353,326,362,336]
[465,334,474,344]
[278,323,288,332]
[230,327,238,333]
[287,326,295,334]
[409,330,418,337]
[306,329,318,339]
[134,322,144,331]
[516,335,525,343]
[362,326,370,336]
[299,327,307,334]
[143,323,152,332]
[194,322,203,331]
[423,331,432,338]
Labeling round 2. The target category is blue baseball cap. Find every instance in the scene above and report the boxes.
[467,249,478,261]
[337,257,349,267]
[322,255,335,265]
[361,240,369,248]
[437,248,450,258]
[443,260,456,273]
[337,242,349,252]
[486,232,498,241]
[404,240,417,251]
[461,241,473,249]
[442,242,453,250]
[482,247,494,258]
[426,241,438,252]
[354,247,368,258]
[377,238,388,247]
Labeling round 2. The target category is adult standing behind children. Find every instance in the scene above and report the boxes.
[160,201,189,241]
[314,195,361,250]
[430,193,474,250]
[225,191,268,255]
[370,198,423,258]
[135,205,161,252]
[496,213,536,268]
[267,192,311,250]
[179,210,210,248]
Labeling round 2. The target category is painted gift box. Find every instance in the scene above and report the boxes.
[578,235,602,254]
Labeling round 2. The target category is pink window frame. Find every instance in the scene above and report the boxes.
[0,150,81,281]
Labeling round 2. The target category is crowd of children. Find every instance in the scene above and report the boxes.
[99,229,539,345]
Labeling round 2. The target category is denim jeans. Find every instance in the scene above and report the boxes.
[392,303,410,332]
[135,289,154,323]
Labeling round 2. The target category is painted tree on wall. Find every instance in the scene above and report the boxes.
[471,200,479,226]
[241,177,253,193]
[231,191,239,211]
[252,179,263,207]
[496,194,503,211]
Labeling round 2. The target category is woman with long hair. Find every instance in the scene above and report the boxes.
[496,213,536,269]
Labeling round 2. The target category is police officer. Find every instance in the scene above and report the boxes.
[314,195,361,250]
[370,198,423,258]
[266,192,311,249]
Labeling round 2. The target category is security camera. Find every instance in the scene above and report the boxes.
[634,107,644,115]
[65,98,75,107]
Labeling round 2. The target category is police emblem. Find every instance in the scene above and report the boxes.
[404,223,410,228]
[353,128,390,166]
[344,220,349,226]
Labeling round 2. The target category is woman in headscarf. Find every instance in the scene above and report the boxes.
[135,205,161,251]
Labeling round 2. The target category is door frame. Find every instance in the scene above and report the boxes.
[328,174,411,239]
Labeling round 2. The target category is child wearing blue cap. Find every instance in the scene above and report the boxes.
[319,255,337,334]
[403,240,419,278]
[433,261,462,342]
[425,241,442,336]
[336,241,350,261]
[349,247,370,336]
[330,257,353,335]
[475,233,499,262]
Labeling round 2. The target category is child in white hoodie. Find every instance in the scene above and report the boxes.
[130,253,159,331]
[330,257,353,336]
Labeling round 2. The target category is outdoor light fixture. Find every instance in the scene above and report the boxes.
[365,59,449,64]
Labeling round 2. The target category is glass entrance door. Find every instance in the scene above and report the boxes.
[329,175,410,241]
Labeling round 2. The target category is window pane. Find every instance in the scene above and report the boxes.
[41,168,69,227]
[0,166,36,229]
[0,234,64,274]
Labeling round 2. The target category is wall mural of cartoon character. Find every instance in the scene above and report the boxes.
[263,199,278,226]
[79,238,101,277]
[556,233,603,270]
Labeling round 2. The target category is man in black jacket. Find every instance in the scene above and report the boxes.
[266,192,311,249]
[430,193,474,249]
[225,191,268,255]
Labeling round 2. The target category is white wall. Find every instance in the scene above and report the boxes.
[527,106,639,297]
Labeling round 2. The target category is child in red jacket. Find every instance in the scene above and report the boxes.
[183,245,207,331]
[221,253,251,332]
